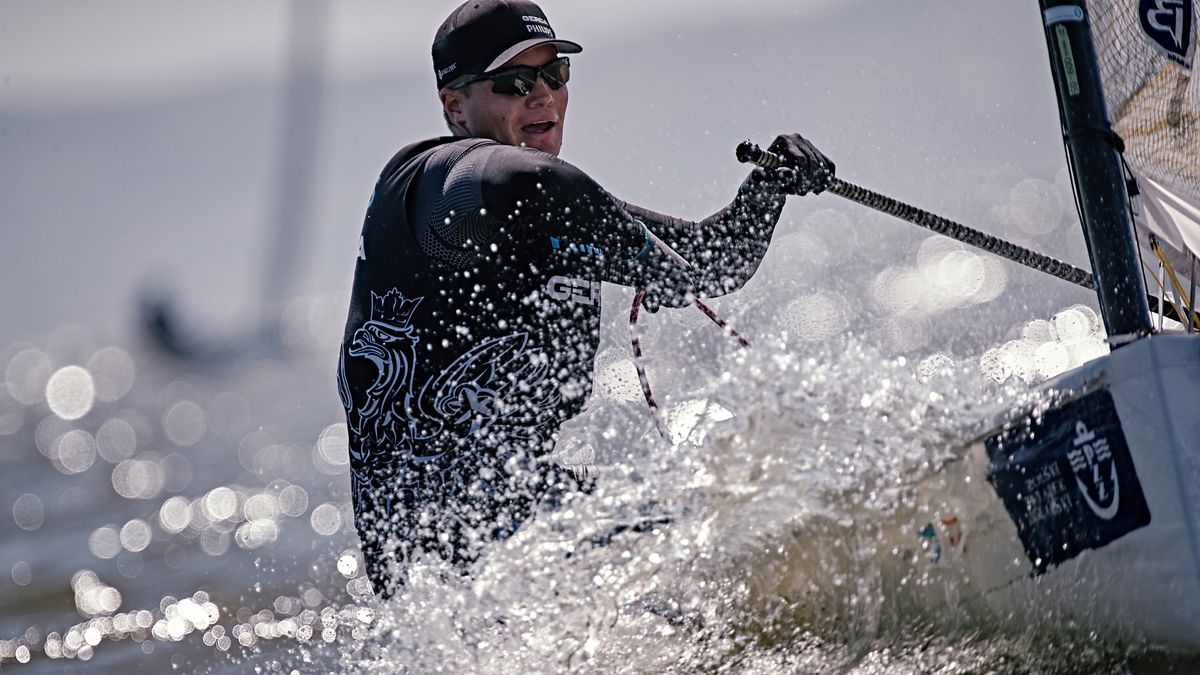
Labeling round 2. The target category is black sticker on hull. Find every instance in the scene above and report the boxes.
[985,389,1151,575]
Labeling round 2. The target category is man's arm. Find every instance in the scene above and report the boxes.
[479,145,697,307]
[468,133,833,307]
[618,133,836,301]
[617,170,787,300]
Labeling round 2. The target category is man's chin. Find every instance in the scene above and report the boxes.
[520,134,562,157]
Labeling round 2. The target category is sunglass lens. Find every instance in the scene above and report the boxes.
[491,70,536,96]
[543,59,570,89]
[489,59,570,96]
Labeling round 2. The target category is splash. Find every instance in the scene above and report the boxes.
[1,189,1195,673]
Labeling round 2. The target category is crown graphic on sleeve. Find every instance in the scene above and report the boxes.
[369,290,423,329]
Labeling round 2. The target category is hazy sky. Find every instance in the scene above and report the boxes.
[1,1,1079,345]
[2,0,852,108]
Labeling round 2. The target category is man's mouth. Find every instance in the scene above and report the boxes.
[522,121,555,135]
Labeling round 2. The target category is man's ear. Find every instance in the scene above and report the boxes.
[440,89,468,132]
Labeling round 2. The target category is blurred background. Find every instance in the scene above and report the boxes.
[1,1,1121,672]
[1,0,1084,347]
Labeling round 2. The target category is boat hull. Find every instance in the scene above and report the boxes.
[918,333,1200,648]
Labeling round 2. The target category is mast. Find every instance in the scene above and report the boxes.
[1039,0,1153,345]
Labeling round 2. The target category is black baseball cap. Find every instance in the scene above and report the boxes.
[432,0,582,90]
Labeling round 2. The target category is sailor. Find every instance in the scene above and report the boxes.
[337,0,835,596]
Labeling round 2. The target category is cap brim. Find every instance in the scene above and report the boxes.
[485,38,582,72]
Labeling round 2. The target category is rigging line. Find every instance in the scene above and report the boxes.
[628,228,753,439]
[694,300,752,348]
[1149,239,1199,330]
[630,293,752,440]
[1139,257,1189,328]
[1125,163,1162,335]
[827,178,1096,290]
[1159,257,1166,331]
[1190,255,1197,334]
[1145,232,1167,331]
[629,289,671,440]
[735,143,1095,290]
[630,292,753,440]
[1150,238,1194,319]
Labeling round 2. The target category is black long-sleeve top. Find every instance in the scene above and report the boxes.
[337,137,785,593]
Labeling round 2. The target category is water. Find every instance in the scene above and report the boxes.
[3,194,1198,673]
[5,2,1200,672]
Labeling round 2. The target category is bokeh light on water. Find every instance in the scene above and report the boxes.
[1006,177,1065,237]
[55,429,97,474]
[871,235,1009,324]
[979,304,1108,385]
[86,346,137,403]
[11,561,33,587]
[88,526,122,560]
[45,365,96,421]
[310,503,344,536]
[112,456,167,499]
[163,400,207,447]
[12,493,45,532]
[315,422,350,474]
[96,417,138,463]
[0,249,1190,674]
[1,111,1194,674]
[0,313,395,670]
[5,348,53,406]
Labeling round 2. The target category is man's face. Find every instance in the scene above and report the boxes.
[442,44,568,156]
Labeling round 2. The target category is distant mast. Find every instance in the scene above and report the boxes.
[1039,0,1153,346]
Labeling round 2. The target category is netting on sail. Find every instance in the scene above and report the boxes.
[1091,1,1198,192]
[1089,0,1200,270]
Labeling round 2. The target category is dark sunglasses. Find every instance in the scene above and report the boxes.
[455,57,571,96]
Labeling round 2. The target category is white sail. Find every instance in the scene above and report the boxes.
[1129,164,1200,277]
[1091,0,1200,271]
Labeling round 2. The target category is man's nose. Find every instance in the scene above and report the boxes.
[525,75,554,106]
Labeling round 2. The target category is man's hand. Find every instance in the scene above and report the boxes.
[762,133,836,196]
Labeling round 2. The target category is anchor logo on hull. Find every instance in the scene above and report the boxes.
[1068,421,1120,520]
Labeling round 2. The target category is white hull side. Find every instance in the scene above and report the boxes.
[917,333,1200,648]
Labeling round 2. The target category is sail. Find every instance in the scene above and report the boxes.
[1129,163,1200,278]
[1090,0,1200,273]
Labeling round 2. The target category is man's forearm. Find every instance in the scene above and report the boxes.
[619,171,786,297]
